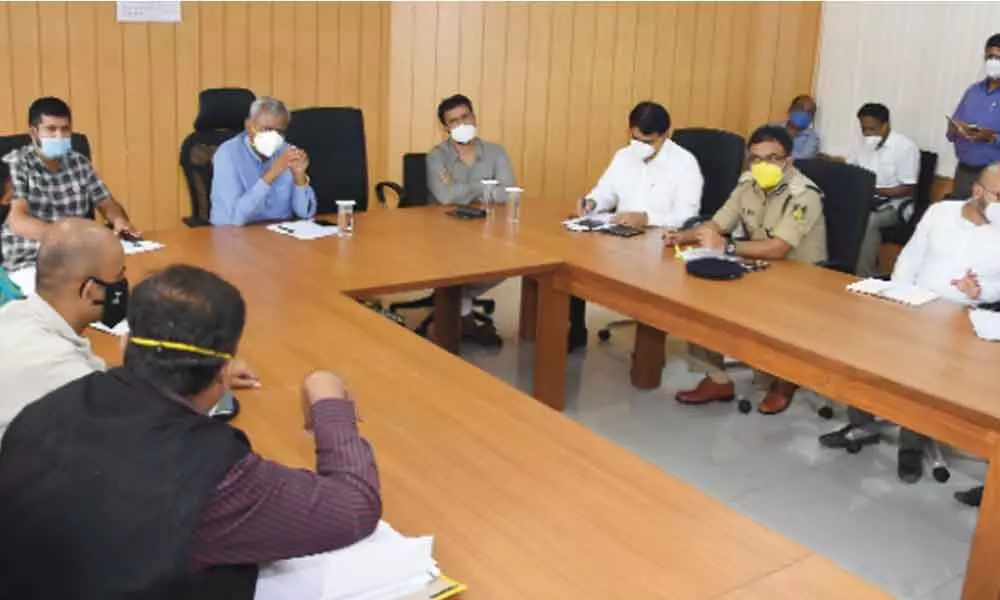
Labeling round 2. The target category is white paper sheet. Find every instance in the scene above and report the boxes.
[970,309,1000,341]
[254,521,439,600]
[121,239,164,256]
[561,213,613,232]
[266,220,341,241]
[846,278,939,307]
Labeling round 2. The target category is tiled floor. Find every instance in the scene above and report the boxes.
[388,279,983,600]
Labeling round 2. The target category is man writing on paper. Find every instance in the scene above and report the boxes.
[821,163,1000,485]
[0,220,258,442]
[663,125,827,414]
[1,96,137,272]
[849,103,921,277]
[571,101,704,350]
[426,94,517,347]
[210,97,317,226]
[0,265,382,599]
[947,34,1000,198]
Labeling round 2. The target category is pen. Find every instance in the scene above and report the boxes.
[276,225,295,235]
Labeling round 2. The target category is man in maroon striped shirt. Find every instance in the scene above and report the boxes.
[0,264,381,600]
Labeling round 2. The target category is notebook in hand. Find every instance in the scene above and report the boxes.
[846,278,939,307]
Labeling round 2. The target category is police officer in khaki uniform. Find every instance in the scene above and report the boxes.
[663,124,827,414]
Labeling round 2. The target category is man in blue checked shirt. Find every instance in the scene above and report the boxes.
[209,96,316,226]
[948,33,1000,199]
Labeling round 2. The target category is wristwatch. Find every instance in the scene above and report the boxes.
[724,241,737,256]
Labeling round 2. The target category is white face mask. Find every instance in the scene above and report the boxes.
[864,135,882,147]
[986,58,1000,80]
[450,123,477,144]
[985,202,1000,224]
[252,130,284,158]
[629,139,656,161]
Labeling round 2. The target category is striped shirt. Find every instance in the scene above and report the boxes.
[188,398,382,571]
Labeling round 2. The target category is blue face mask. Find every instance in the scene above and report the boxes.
[38,136,71,159]
[788,110,813,129]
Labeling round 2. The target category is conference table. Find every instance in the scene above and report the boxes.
[87,199,999,599]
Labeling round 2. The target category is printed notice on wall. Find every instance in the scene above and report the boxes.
[116,1,181,23]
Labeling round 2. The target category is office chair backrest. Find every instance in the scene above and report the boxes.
[179,87,255,227]
[400,153,429,208]
[672,128,746,219]
[795,159,875,274]
[286,107,369,214]
[912,150,939,222]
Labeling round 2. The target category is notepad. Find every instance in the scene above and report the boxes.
[846,278,939,307]
[254,521,466,600]
[120,238,164,255]
[267,220,340,240]
[970,308,1000,341]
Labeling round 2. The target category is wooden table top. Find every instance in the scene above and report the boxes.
[87,206,892,598]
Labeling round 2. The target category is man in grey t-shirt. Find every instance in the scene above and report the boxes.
[425,95,516,347]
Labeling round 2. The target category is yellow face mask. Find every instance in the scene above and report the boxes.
[750,162,784,190]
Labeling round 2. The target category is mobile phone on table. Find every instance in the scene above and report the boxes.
[209,389,240,422]
[313,218,336,227]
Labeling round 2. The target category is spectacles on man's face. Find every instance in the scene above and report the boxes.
[748,153,788,165]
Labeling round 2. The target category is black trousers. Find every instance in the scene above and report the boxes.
[569,296,587,333]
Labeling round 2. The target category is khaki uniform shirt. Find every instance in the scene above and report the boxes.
[711,168,827,263]
[0,295,106,442]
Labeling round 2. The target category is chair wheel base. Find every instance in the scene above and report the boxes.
[932,466,951,483]
[597,329,611,342]
[737,398,752,414]
[818,406,835,420]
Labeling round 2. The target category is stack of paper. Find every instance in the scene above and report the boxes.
[267,220,340,240]
[970,309,1000,341]
[846,278,939,307]
[254,521,464,600]
[562,213,612,232]
[120,238,164,256]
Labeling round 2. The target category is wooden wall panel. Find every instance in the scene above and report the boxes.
[0,1,817,227]
[386,1,822,204]
[0,1,389,231]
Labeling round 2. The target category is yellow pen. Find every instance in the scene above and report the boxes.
[674,243,683,261]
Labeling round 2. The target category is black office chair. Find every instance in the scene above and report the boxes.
[598,128,746,342]
[882,150,939,246]
[286,107,369,215]
[179,87,256,227]
[373,153,496,338]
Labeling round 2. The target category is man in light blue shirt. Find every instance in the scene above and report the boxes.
[210,97,316,226]
[774,94,820,159]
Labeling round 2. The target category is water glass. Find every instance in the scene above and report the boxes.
[481,179,499,214]
[506,186,523,223]
[336,200,356,236]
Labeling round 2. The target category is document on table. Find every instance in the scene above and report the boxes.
[254,521,465,600]
[266,220,340,240]
[562,213,613,232]
[970,309,1000,341]
[846,278,939,307]
[120,238,164,255]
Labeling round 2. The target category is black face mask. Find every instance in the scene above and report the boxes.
[81,277,129,328]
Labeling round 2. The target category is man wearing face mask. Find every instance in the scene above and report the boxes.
[576,101,703,229]
[821,163,1000,485]
[425,94,516,347]
[210,96,316,226]
[848,103,920,277]
[1,96,137,273]
[947,34,1000,199]
[664,125,827,414]
[0,265,381,599]
[779,95,820,160]
[0,219,259,443]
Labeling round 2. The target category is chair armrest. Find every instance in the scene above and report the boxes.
[375,181,404,208]
[816,259,856,275]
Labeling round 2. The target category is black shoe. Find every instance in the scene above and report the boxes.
[818,425,879,453]
[955,486,984,507]
[897,448,923,484]
[462,315,503,348]
[568,327,588,353]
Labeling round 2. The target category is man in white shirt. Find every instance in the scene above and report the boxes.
[820,162,1000,483]
[0,218,258,441]
[848,103,921,277]
[577,101,704,228]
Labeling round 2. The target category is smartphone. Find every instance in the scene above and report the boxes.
[313,218,336,227]
[209,389,239,422]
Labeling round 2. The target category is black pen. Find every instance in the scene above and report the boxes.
[276,225,295,235]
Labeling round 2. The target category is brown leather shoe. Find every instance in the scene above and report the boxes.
[758,380,798,415]
[676,377,735,405]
